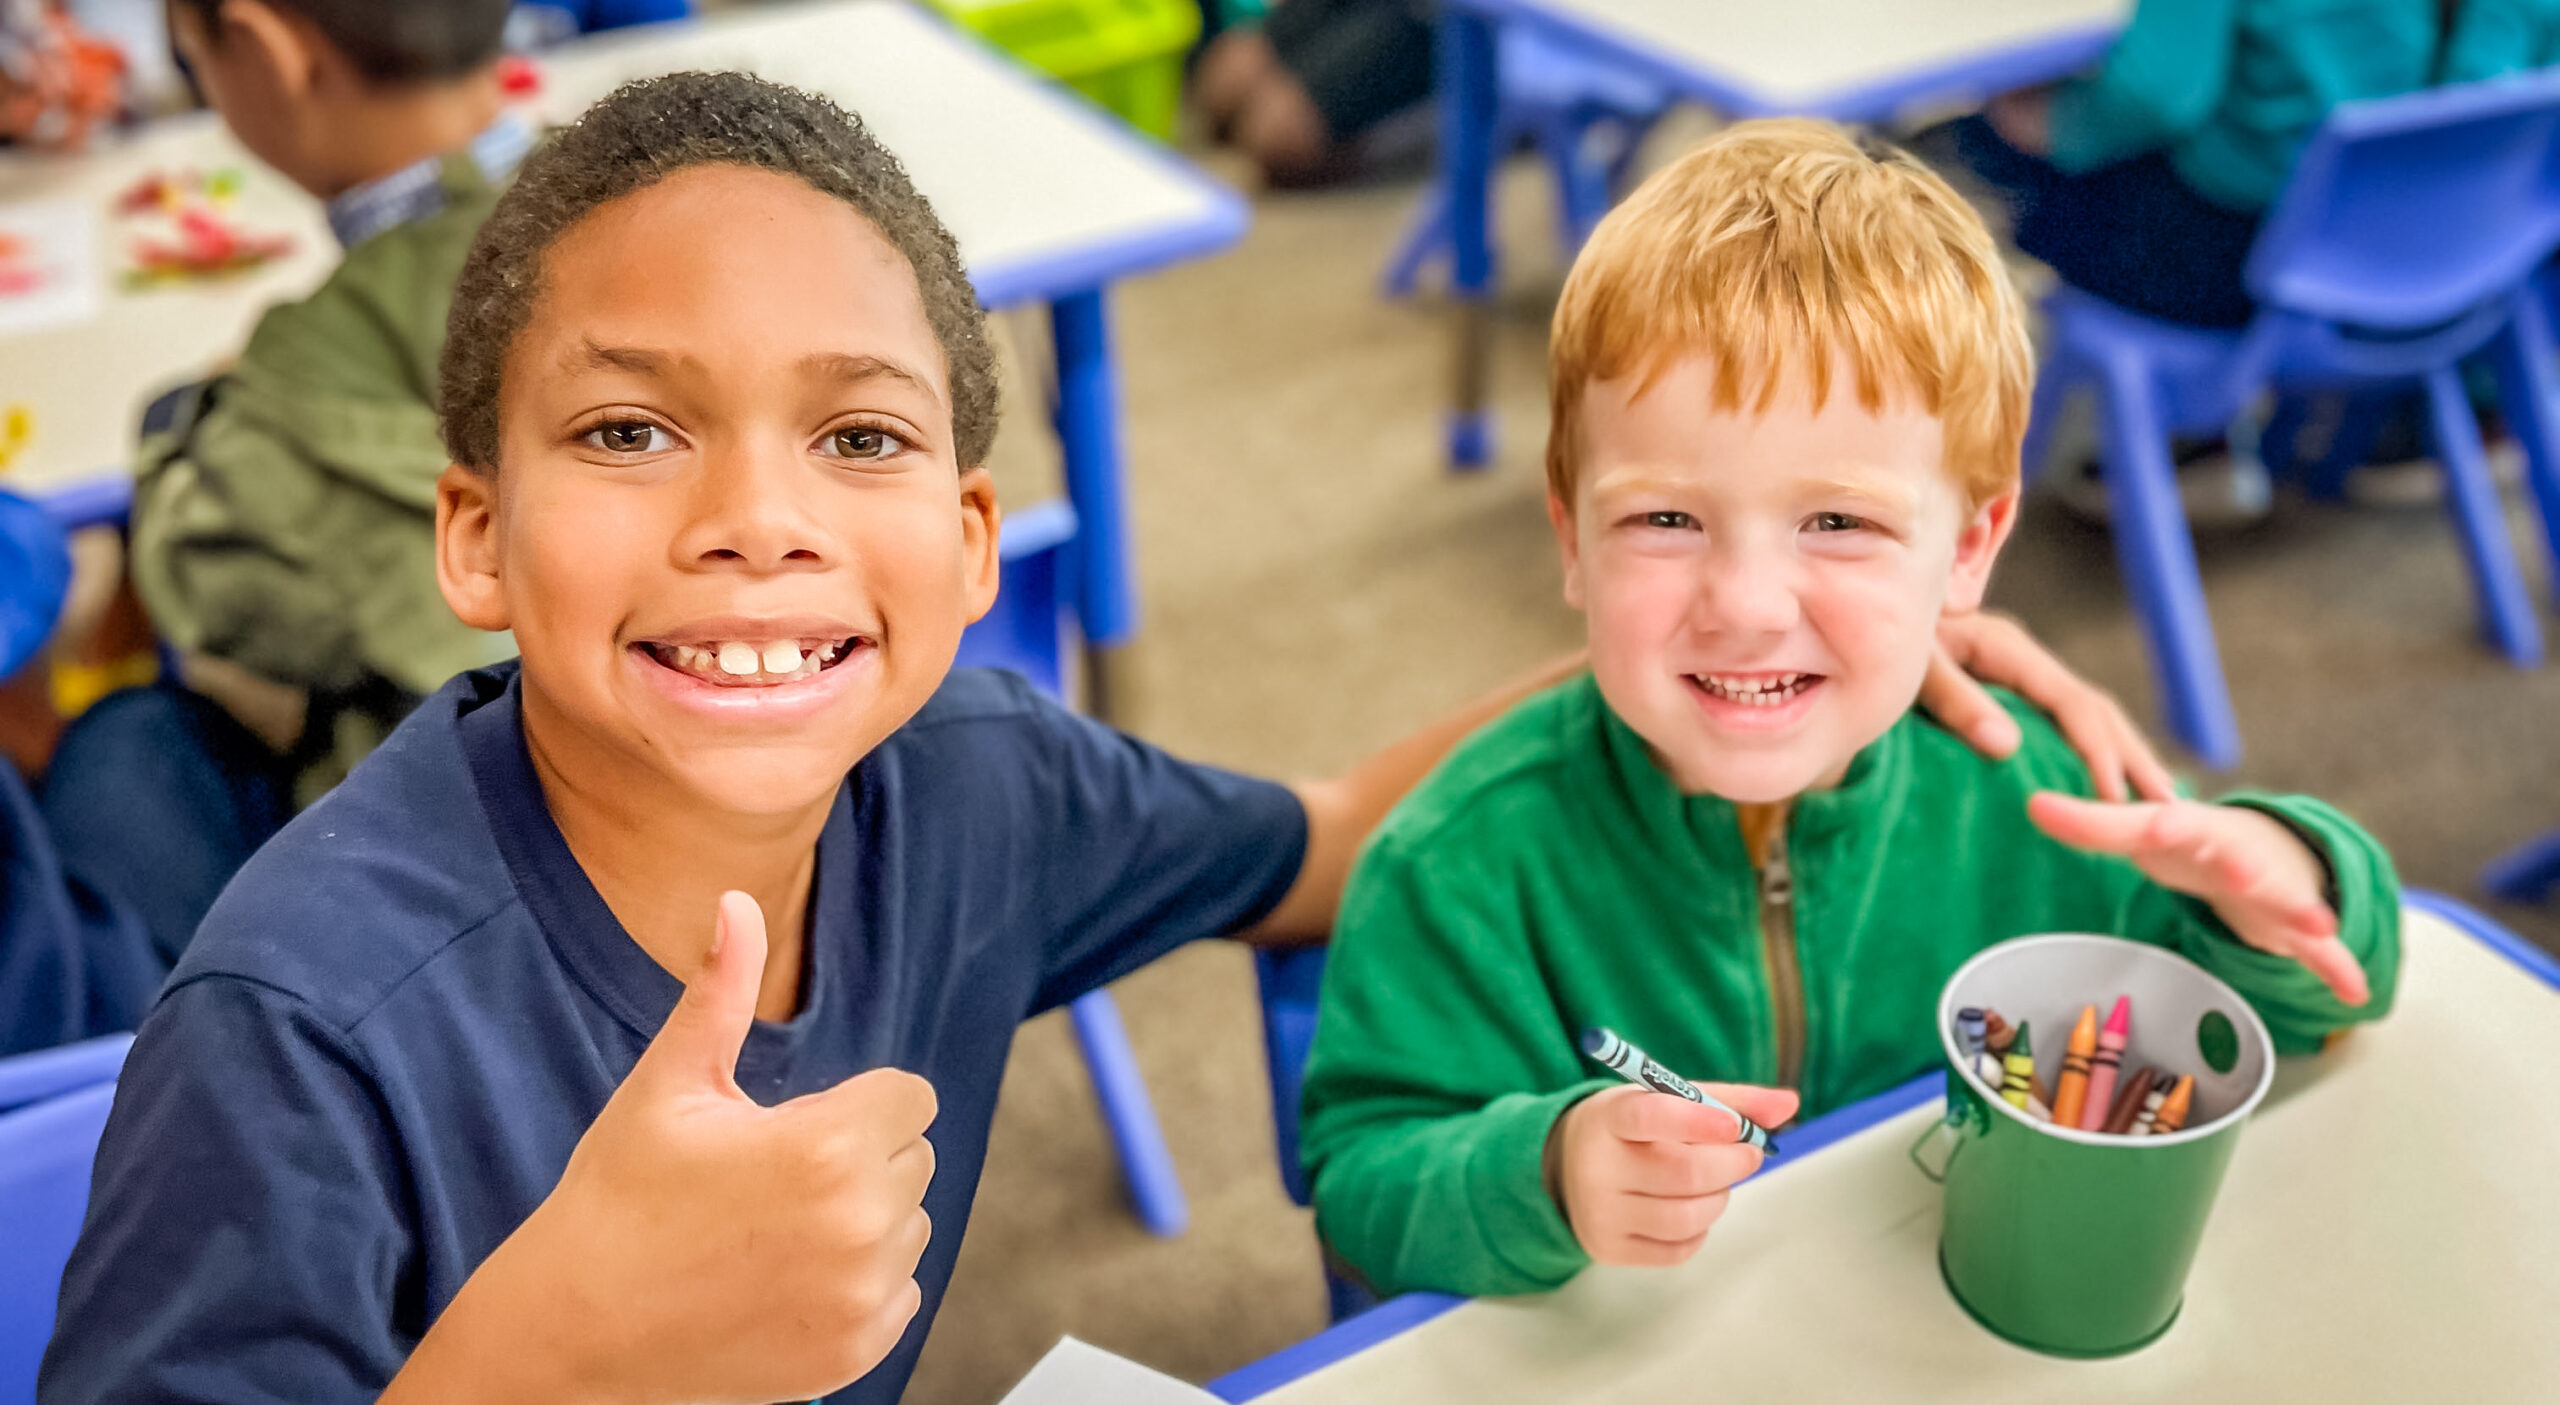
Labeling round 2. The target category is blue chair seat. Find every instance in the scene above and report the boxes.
[0,1036,128,1400]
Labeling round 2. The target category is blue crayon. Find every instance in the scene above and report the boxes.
[1580,1027,1777,1153]
[1956,1006,1988,1057]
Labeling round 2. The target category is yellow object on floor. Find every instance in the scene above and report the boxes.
[52,650,158,720]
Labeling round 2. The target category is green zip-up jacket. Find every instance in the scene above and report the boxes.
[1299,676,2399,1300]
[2048,0,2558,212]
[129,152,516,792]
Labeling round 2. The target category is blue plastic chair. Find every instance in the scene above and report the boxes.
[1250,945,1375,1322]
[0,1034,129,1402]
[1381,27,1671,299]
[2026,70,2560,770]
[953,498,1189,1238]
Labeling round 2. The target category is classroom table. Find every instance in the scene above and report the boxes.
[1212,895,2560,1402]
[1432,0,2128,466]
[0,0,1247,661]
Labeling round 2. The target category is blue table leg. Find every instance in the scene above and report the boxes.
[1051,288,1137,654]
[1439,6,1500,470]
[1069,989,1189,1237]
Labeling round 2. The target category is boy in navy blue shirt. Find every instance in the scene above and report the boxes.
[40,73,2167,1404]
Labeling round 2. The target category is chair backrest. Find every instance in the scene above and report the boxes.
[1252,945,1327,1207]
[0,1034,130,1117]
[0,1080,118,1404]
[0,491,71,682]
[2248,68,2560,329]
[951,499,1079,698]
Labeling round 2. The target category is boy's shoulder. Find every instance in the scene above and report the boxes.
[1367,673,1609,859]
[168,669,524,1033]
[1894,684,2106,801]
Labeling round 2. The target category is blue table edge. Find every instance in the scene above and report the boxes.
[1450,0,2119,125]
[1207,888,2558,1400]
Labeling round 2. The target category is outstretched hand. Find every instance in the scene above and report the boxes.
[2028,792,2369,1006]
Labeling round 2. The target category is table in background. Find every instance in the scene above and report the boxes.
[1215,898,2560,1402]
[1433,0,2127,465]
[0,0,1246,670]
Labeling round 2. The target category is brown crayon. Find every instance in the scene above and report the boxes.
[2053,1004,2097,1129]
[2101,1066,2160,1135]
[2152,1075,2195,1134]
[1982,1011,2016,1056]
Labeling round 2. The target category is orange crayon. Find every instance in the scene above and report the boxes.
[2052,1004,2097,1129]
[2152,1075,2195,1134]
[2077,996,2130,1132]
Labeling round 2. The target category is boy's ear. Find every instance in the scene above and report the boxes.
[436,464,511,633]
[956,468,1002,627]
[215,0,321,102]
[1546,492,1587,610]
[1945,485,2020,613]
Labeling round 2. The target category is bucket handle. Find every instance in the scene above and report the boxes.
[1909,1067,1986,1184]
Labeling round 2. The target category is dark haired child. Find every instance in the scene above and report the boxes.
[45,72,2168,1404]
[41,0,523,965]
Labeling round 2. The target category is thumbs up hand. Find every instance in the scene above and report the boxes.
[393,892,938,1405]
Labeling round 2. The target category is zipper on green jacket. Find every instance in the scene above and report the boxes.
[1744,808,1806,1091]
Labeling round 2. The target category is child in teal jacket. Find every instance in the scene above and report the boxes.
[1299,121,2399,1300]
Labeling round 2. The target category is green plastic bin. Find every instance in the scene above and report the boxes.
[930,0,1201,142]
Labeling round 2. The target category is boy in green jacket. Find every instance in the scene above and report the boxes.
[1297,120,2400,1301]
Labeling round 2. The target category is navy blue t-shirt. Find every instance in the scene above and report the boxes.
[39,664,1306,1404]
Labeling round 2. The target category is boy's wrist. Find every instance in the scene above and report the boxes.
[386,1217,623,1405]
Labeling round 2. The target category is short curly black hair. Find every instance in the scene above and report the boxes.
[440,71,997,472]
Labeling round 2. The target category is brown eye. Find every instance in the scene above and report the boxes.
[584,420,666,453]
[1810,512,1867,532]
[828,426,902,460]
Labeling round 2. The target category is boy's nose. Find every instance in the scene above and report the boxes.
[1692,548,1803,637]
[677,440,832,571]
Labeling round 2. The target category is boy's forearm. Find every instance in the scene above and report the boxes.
[381,1230,610,1405]
[1246,652,1584,943]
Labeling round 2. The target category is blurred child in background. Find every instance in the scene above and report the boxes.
[41,0,522,966]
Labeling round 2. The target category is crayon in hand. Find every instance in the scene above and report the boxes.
[1580,1027,1777,1153]
[2077,996,2129,1132]
[2052,1004,2097,1129]
[2152,1075,2195,1134]
[2102,1066,2159,1135]
[1999,1022,2035,1110]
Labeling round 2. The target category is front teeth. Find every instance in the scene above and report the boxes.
[1698,672,1812,706]
[661,638,848,684]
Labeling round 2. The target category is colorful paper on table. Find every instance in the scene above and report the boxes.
[0,199,101,336]
[998,1337,1220,1404]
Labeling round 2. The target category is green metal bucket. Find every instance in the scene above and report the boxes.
[1920,935,2274,1357]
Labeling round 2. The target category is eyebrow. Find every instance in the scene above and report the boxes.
[566,343,944,405]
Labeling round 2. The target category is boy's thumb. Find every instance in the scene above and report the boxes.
[634,890,767,1095]
[1701,1083,1802,1138]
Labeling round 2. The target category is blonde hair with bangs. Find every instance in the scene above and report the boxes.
[1547,119,2032,510]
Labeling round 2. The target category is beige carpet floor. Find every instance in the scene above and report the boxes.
[903,137,2560,1403]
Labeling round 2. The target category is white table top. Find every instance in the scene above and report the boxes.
[0,0,1240,490]
[1257,906,2560,1403]
[1470,0,2131,121]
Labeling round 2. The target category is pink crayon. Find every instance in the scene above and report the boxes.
[2076,996,2130,1132]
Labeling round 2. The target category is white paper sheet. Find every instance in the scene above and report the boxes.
[998,1337,1223,1405]
[0,199,101,339]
